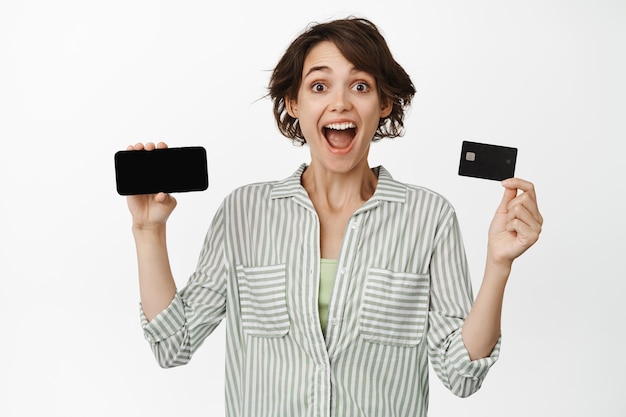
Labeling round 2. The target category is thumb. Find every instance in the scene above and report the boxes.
[497,183,517,213]
[155,192,177,208]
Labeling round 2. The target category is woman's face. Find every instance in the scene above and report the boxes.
[286,41,392,175]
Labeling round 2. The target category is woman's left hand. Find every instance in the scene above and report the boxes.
[487,178,543,266]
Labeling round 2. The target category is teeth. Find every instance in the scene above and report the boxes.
[325,122,355,130]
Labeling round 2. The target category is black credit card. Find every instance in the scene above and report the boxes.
[458,141,517,181]
[114,146,208,195]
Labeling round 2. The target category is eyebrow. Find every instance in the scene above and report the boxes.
[303,65,368,80]
[304,65,330,78]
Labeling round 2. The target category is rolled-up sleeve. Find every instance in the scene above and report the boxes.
[427,206,500,397]
[140,294,186,344]
[433,326,501,397]
[139,203,228,368]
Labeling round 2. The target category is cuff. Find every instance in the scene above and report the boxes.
[140,294,186,343]
[447,332,501,380]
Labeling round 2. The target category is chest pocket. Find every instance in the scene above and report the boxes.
[359,268,430,347]
[236,264,290,338]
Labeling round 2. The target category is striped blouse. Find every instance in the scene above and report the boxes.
[141,164,500,417]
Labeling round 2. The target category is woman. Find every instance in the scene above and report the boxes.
[127,17,542,417]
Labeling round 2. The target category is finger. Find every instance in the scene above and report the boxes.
[502,178,542,223]
[155,192,168,203]
[155,192,177,209]
[133,142,145,150]
[502,178,537,200]
[497,186,518,214]
[505,216,541,247]
[156,142,168,149]
[517,195,542,225]
[506,203,543,235]
[145,142,156,151]
[506,187,543,225]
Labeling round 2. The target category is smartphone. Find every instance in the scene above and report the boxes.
[114,146,208,195]
[458,141,517,181]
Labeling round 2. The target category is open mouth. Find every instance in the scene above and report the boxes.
[323,122,357,151]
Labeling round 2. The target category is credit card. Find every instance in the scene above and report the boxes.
[458,141,517,181]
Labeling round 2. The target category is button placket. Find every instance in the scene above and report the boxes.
[328,265,348,328]
[326,214,364,348]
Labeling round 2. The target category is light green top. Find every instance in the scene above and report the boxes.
[319,258,338,335]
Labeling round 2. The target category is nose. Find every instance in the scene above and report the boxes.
[329,87,352,112]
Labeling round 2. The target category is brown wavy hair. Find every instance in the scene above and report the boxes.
[269,17,416,145]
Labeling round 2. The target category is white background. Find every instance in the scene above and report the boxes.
[1,0,624,416]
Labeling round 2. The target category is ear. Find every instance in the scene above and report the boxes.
[380,98,393,119]
[285,97,298,118]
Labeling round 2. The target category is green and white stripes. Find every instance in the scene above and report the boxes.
[359,268,429,347]
[141,164,500,417]
[236,264,289,337]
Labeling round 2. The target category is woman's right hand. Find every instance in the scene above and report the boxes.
[126,142,178,230]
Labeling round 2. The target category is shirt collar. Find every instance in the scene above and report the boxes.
[270,163,407,204]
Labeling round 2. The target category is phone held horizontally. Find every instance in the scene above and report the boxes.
[114,146,209,195]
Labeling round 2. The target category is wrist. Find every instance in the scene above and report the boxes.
[486,240,515,267]
[486,252,513,269]
[132,223,167,238]
[483,253,513,286]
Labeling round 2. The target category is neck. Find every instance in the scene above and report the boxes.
[301,161,377,211]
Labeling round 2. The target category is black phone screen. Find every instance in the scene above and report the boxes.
[114,146,208,195]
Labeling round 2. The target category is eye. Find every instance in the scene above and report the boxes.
[353,82,371,93]
[311,82,327,93]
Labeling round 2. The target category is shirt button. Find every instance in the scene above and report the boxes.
[340,268,347,275]
[351,221,358,230]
